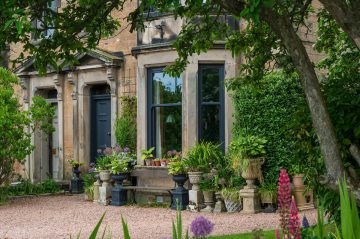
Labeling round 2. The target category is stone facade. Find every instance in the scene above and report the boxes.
[9,1,326,196]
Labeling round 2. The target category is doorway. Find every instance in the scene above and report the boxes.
[90,85,111,162]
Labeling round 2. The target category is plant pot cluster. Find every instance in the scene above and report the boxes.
[144,158,170,167]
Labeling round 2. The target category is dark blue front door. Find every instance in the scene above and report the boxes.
[91,94,111,162]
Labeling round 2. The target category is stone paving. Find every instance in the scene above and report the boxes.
[0,195,317,239]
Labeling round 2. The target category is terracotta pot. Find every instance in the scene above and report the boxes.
[293,174,305,187]
[160,159,167,167]
[154,160,161,166]
[150,160,155,166]
[188,172,203,191]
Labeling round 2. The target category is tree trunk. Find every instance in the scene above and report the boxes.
[260,9,345,182]
[319,0,360,50]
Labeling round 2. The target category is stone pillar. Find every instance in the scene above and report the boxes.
[136,66,147,165]
[182,62,198,153]
[19,76,31,180]
[78,83,90,165]
[53,74,64,180]
[67,72,79,164]
[106,67,118,147]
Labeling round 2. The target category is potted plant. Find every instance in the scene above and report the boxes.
[68,159,85,194]
[95,155,112,182]
[183,142,223,191]
[259,182,277,213]
[168,161,189,210]
[221,187,242,212]
[141,147,155,166]
[290,164,305,187]
[83,172,96,201]
[229,135,267,188]
[199,175,216,212]
[109,151,134,206]
[68,159,84,178]
[153,158,161,166]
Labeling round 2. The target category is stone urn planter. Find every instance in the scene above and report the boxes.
[111,173,129,206]
[260,193,276,213]
[171,174,189,210]
[241,160,263,189]
[293,174,305,187]
[188,172,203,190]
[99,170,111,185]
[201,191,215,212]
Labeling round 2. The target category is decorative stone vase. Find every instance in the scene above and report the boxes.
[188,172,203,191]
[171,174,189,210]
[293,174,305,187]
[241,161,260,189]
[224,200,241,213]
[201,191,215,212]
[99,170,111,183]
[213,192,226,213]
[111,173,129,206]
[71,166,84,194]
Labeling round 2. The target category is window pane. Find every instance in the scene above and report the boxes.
[201,68,220,103]
[200,105,220,143]
[152,72,182,104]
[153,106,182,157]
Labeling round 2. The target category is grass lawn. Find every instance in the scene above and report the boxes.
[209,230,275,239]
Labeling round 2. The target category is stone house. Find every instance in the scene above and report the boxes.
[11,0,323,203]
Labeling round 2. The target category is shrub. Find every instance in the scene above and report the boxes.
[0,67,55,186]
[115,96,137,150]
[231,71,306,183]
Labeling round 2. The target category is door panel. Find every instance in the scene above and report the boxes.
[91,96,111,162]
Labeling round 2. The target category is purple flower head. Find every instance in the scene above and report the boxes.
[167,150,173,157]
[190,216,214,238]
[89,162,96,167]
[88,168,96,173]
[123,147,130,153]
[302,215,310,228]
[114,145,121,153]
[171,149,177,155]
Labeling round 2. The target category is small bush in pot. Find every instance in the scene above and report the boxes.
[229,135,267,187]
[259,182,277,213]
[83,172,96,201]
[168,161,189,210]
[168,161,187,176]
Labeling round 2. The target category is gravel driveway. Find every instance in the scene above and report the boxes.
[0,195,317,239]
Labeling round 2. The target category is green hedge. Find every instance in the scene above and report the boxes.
[231,71,306,182]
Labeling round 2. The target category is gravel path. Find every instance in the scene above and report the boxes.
[0,195,317,239]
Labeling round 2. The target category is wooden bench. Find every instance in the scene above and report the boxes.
[122,186,173,204]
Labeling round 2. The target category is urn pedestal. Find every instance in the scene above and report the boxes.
[240,188,261,214]
[93,174,101,203]
[71,167,84,194]
[188,172,204,211]
[99,170,112,205]
[171,174,189,210]
[111,173,129,206]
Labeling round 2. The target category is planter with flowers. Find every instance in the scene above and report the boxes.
[168,160,189,210]
[109,149,136,206]
[68,159,85,194]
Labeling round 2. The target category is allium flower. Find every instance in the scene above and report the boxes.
[190,216,214,238]
[123,147,130,153]
[289,199,302,239]
[278,169,291,235]
[104,147,113,155]
[302,215,309,228]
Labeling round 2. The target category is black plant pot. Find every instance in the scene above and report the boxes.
[111,173,129,206]
[171,174,189,210]
[70,167,84,194]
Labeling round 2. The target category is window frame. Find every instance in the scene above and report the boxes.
[147,67,182,157]
[198,64,225,149]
